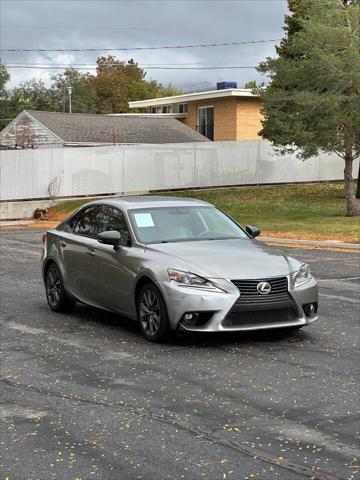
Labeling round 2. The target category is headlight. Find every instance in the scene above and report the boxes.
[294,264,312,287]
[168,269,225,292]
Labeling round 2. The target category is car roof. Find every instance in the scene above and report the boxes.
[87,195,212,211]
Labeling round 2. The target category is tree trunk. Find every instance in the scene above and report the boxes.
[356,161,360,199]
[344,151,360,216]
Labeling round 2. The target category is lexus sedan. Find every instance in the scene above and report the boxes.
[41,196,318,342]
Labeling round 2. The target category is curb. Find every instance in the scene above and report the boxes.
[259,237,360,252]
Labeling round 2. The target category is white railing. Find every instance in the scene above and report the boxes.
[0,141,354,202]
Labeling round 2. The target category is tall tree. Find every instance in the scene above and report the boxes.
[0,76,59,129]
[0,62,11,129]
[0,61,10,97]
[51,68,98,113]
[0,57,184,129]
[244,80,265,89]
[91,56,149,112]
[91,56,183,113]
[10,79,60,112]
[276,0,360,199]
[258,0,360,216]
[276,0,310,59]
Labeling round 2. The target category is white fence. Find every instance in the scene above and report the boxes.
[0,141,353,202]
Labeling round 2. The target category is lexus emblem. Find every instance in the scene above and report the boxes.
[257,281,271,295]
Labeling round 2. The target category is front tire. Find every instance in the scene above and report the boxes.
[45,263,76,313]
[137,283,170,342]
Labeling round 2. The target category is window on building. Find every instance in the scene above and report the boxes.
[178,103,188,114]
[150,106,162,113]
[197,106,214,140]
[162,105,173,113]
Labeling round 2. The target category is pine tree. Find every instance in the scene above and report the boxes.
[258,0,360,216]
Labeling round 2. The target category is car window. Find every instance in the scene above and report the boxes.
[71,205,131,245]
[72,206,101,238]
[97,206,131,246]
[129,206,247,244]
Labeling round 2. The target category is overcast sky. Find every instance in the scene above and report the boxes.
[0,0,289,91]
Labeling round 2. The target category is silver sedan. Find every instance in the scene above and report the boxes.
[41,196,318,342]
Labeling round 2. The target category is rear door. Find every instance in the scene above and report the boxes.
[59,205,102,305]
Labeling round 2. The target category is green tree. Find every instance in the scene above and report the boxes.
[91,56,183,113]
[0,75,59,130]
[276,0,310,59]
[0,57,184,130]
[8,79,60,117]
[258,0,360,216]
[0,61,10,97]
[51,68,98,113]
[244,80,265,89]
[0,62,11,130]
[156,83,183,97]
[91,56,149,113]
[276,0,360,199]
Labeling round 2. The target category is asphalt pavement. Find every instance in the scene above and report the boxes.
[0,228,359,480]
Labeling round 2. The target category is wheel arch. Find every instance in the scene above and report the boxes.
[134,275,155,307]
[42,257,58,281]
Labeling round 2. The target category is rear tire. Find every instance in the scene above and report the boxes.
[137,283,170,342]
[45,262,76,313]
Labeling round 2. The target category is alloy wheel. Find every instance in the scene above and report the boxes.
[139,288,161,337]
[46,265,62,308]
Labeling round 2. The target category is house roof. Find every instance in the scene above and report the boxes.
[18,110,210,144]
[129,88,259,109]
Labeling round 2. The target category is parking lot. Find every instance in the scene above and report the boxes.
[0,227,359,480]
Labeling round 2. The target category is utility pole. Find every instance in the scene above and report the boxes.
[68,86,72,114]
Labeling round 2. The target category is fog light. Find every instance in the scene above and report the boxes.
[303,303,317,317]
[180,311,214,328]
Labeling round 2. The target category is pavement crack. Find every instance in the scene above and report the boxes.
[1,377,340,480]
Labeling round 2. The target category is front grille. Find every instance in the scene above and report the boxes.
[232,277,288,295]
[222,307,298,328]
[231,277,293,310]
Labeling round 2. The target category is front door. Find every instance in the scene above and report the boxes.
[88,205,135,314]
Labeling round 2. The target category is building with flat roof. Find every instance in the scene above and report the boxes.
[129,84,263,142]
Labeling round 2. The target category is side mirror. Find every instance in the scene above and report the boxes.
[245,225,261,239]
[97,230,121,250]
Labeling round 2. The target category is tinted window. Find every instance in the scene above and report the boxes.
[72,206,101,238]
[71,205,131,245]
[97,206,131,246]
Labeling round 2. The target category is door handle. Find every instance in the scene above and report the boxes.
[59,240,67,248]
[86,248,95,257]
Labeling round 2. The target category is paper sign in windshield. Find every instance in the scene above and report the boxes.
[134,213,155,228]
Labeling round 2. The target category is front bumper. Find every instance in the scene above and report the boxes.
[160,276,318,332]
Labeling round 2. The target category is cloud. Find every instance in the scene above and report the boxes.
[0,0,288,90]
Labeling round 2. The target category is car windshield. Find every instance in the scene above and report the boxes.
[128,206,248,244]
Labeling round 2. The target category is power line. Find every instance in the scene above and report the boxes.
[6,62,259,66]
[1,24,276,31]
[0,39,280,53]
[5,65,259,70]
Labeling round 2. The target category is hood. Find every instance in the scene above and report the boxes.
[148,239,302,279]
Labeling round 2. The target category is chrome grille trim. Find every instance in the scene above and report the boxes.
[231,277,293,310]
[231,277,288,296]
